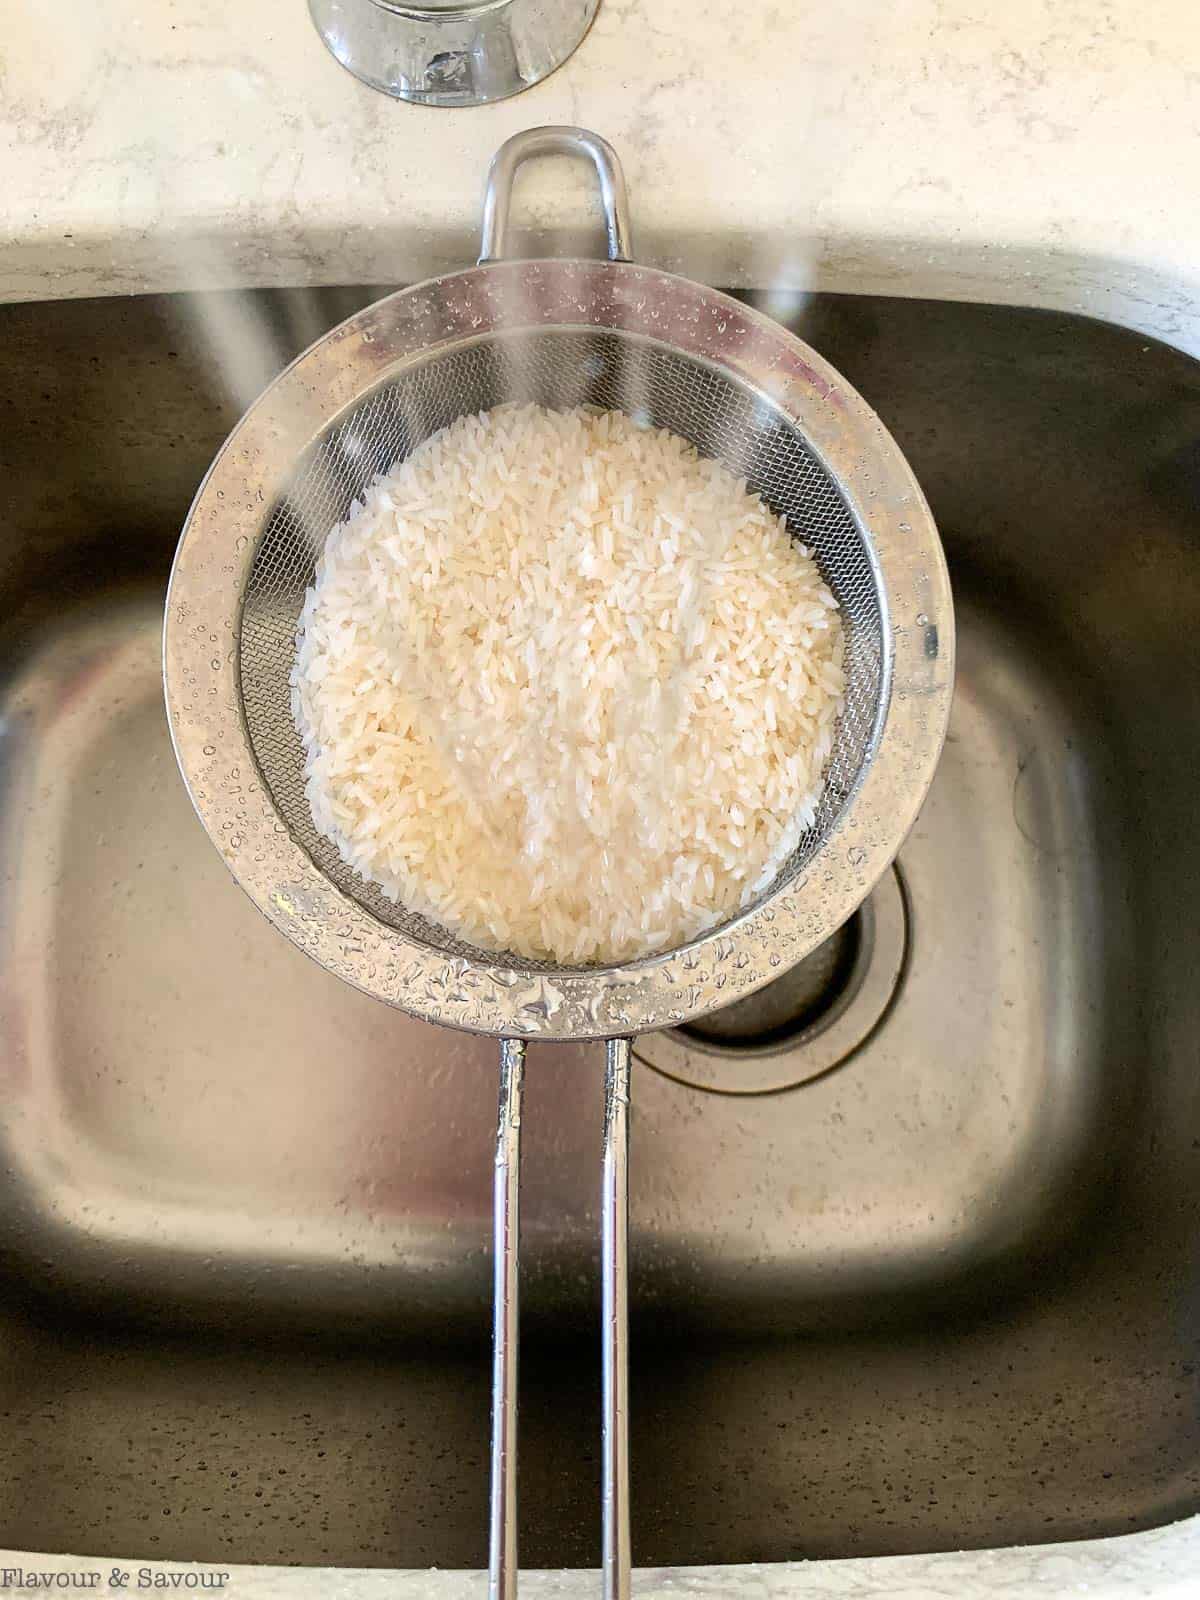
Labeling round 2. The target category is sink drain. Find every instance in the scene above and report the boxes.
[635,867,908,1095]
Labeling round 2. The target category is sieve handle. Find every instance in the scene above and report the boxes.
[487,1034,633,1600]
[601,1037,633,1600]
[490,1038,525,1600]
[478,126,634,265]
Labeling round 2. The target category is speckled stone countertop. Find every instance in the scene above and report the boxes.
[3,1519,1200,1598]
[3,0,1199,1593]
[3,0,1200,355]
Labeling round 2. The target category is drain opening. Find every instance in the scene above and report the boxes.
[634,865,909,1095]
[680,911,863,1052]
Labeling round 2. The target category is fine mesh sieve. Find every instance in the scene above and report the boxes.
[164,128,953,1600]
[240,327,885,971]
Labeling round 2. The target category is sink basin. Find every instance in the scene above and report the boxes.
[0,285,1197,1569]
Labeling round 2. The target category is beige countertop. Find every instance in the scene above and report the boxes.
[3,0,1200,354]
[2,0,1199,1593]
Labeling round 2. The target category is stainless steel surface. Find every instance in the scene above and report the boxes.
[479,127,632,263]
[164,130,952,1040]
[600,1040,631,1600]
[307,0,600,107]
[0,284,1196,1567]
[490,1040,524,1600]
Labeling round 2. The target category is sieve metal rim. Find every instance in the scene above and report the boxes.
[164,256,953,1041]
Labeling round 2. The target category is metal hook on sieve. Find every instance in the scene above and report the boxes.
[478,126,634,265]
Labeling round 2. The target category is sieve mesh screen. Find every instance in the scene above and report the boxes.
[240,328,885,974]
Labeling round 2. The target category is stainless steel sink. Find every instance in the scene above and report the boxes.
[0,286,1197,1568]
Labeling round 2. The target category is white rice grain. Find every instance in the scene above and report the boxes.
[291,403,845,965]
